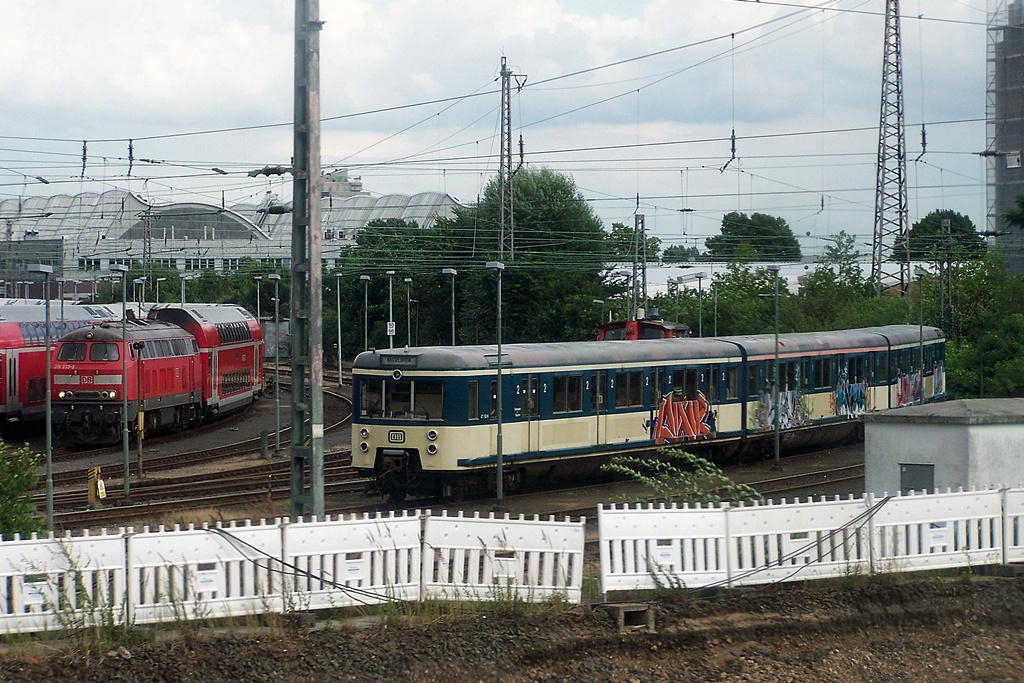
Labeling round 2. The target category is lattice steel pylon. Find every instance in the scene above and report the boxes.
[871,0,910,297]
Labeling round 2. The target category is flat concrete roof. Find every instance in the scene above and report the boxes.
[863,399,1024,425]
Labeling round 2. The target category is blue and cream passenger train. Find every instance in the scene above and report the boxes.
[351,325,945,502]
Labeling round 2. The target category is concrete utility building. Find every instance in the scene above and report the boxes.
[863,398,1024,495]
[0,184,461,297]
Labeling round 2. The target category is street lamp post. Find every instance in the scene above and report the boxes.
[442,268,457,345]
[694,272,706,337]
[28,265,53,530]
[386,270,396,349]
[360,275,370,351]
[916,268,927,403]
[56,278,66,329]
[486,261,506,511]
[412,300,420,345]
[712,279,719,336]
[134,277,146,317]
[268,273,282,454]
[404,277,412,347]
[672,278,681,322]
[253,275,262,321]
[335,273,343,387]
[767,265,782,472]
[109,263,131,502]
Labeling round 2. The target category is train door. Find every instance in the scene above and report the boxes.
[517,375,539,453]
[7,351,17,416]
[590,371,607,446]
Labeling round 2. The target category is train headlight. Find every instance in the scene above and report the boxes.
[427,429,438,441]
[58,390,72,399]
[359,442,369,452]
[360,427,369,439]
[104,390,116,400]
[426,443,438,456]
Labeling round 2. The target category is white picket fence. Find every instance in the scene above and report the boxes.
[599,487,1024,598]
[0,510,584,635]
[7,487,1024,635]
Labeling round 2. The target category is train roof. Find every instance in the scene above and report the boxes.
[147,303,256,325]
[352,325,945,373]
[59,319,192,342]
[0,303,119,323]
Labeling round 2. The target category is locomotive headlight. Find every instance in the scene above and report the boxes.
[58,390,72,399]
[427,429,438,441]
[426,443,438,456]
[107,390,116,400]
[359,442,369,452]
[360,427,369,439]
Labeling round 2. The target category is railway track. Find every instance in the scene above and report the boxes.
[40,385,351,487]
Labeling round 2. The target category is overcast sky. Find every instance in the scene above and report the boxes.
[0,1,991,258]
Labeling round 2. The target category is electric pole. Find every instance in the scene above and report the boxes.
[290,0,325,520]
[871,0,910,299]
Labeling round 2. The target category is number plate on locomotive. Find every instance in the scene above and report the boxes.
[388,430,405,444]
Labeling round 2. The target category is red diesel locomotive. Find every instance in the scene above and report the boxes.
[0,303,119,425]
[51,303,264,444]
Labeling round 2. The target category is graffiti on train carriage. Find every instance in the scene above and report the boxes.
[650,390,716,444]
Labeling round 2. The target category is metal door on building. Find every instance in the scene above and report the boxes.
[900,463,934,495]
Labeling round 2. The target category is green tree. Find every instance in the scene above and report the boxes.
[663,243,702,263]
[431,167,609,343]
[705,212,802,262]
[602,448,761,506]
[606,222,661,261]
[904,209,986,261]
[799,231,878,329]
[0,441,41,538]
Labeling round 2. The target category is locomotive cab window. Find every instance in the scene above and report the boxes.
[89,343,120,362]
[57,343,88,362]
[359,378,442,421]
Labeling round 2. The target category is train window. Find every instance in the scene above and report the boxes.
[591,373,605,411]
[850,356,864,382]
[726,366,738,400]
[878,352,887,383]
[89,343,119,362]
[669,369,697,399]
[360,379,383,418]
[630,371,643,406]
[553,376,567,413]
[520,377,538,416]
[565,375,583,412]
[650,368,665,405]
[468,380,479,421]
[748,364,760,399]
[814,358,832,389]
[707,365,719,402]
[614,371,643,408]
[57,343,88,362]
[782,362,797,391]
[490,380,498,417]
[413,381,443,421]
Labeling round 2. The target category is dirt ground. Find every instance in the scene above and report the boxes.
[4,574,1024,682]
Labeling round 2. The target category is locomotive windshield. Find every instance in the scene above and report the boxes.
[57,342,120,362]
[57,343,87,362]
[360,378,443,421]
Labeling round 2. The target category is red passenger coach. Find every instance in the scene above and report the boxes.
[148,304,264,417]
[51,304,263,445]
[0,303,119,425]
